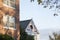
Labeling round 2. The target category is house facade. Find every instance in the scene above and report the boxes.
[20,19,39,40]
[0,0,20,40]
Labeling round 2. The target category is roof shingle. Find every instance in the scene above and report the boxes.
[20,19,31,29]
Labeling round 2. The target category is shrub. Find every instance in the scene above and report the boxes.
[0,34,14,40]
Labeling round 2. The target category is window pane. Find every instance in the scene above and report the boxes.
[10,0,15,2]
[3,0,7,5]
[7,0,9,5]
[30,25,33,29]
[3,0,10,6]
[3,0,16,8]
[9,16,15,28]
[9,23,15,27]
[11,4,16,8]
[10,1,16,8]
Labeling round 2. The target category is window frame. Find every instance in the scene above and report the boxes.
[3,0,16,9]
[3,14,16,30]
[30,25,33,29]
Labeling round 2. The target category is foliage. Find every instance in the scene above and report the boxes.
[49,32,60,40]
[31,0,60,16]
[0,34,14,40]
[20,26,34,40]
[31,0,60,9]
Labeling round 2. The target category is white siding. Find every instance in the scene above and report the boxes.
[25,20,38,35]
[34,34,40,40]
[25,20,34,35]
[25,20,39,40]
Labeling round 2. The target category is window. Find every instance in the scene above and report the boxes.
[10,0,16,8]
[3,0,9,5]
[27,29,30,31]
[3,0,16,8]
[9,16,15,28]
[10,0,15,2]
[30,25,33,29]
[3,14,16,29]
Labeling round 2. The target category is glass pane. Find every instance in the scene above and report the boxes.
[3,0,10,6]
[9,23,14,27]
[10,0,15,2]
[3,14,9,26]
[11,4,16,8]
[10,1,16,8]
[9,16,15,28]
[7,0,9,5]
[3,0,7,5]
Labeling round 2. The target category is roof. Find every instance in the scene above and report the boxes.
[20,19,32,29]
[20,19,39,34]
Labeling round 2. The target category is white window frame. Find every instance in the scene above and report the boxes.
[3,15,16,30]
[3,0,16,9]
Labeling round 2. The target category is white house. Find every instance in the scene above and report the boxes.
[20,19,40,40]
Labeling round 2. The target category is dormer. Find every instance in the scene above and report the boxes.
[20,19,39,35]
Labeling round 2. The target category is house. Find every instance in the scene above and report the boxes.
[0,0,20,40]
[20,19,39,40]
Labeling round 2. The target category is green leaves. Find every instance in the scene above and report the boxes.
[30,0,60,15]
[31,0,42,4]
[20,26,34,40]
[31,0,34,2]
[0,34,14,40]
[37,0,42,4]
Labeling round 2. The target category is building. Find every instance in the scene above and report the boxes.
[0,0,20,40]
[20,19,39,40]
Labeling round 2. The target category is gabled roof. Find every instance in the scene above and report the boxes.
[20,19,39,34]
[20,19,32,29]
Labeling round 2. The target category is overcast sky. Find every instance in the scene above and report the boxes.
[20,0,60,40]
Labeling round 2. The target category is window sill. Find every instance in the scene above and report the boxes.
[3,4,15,9]
[3,27,16,30]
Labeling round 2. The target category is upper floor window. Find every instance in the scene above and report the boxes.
[3,0,16,9]
[2,14,16,30]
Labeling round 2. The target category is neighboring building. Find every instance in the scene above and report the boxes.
[0,0,20,40]
[20,19,39,40]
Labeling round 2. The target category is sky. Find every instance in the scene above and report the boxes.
[20,0,60,40]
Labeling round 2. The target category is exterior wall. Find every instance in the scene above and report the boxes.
[25,20,35,35]
[0,0,20,40]
[34,34,40,40]
[25,20,38,35]
[25,20,39,40]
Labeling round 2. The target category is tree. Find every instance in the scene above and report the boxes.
[49,32,60,40]
[31,0,60,16]
[0,34,14,40]
[31,0,60,9]
[20,26,34,40]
